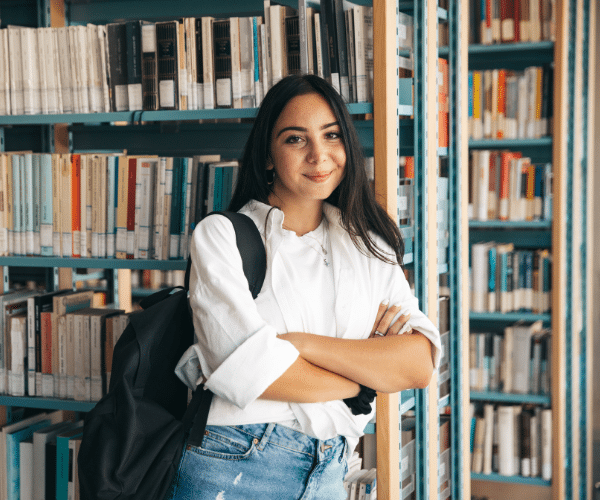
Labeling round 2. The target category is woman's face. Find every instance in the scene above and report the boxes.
[268,92,347,210]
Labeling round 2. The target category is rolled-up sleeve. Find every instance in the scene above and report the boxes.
[175,214,300,409]
[372,236,442,369]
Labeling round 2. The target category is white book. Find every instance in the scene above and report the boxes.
[530,413,539,477]
[76,25,91,113]
[0,30,10,115]
[56,27,73,113]
[229,18,242,109]
[239,17,255,109]
[541,409,552,480]
[482,404,495,475]
[23,153,35,255]
[19,438,34,500]
[483,70,493,138]
[497,405,515,475]
[352,6,368,103]
[476,150,490,221]
[299,1,319,74]
[162,158,174,263]
[136,158,157,260]
[87,24,103,113]
[201,17,216,110]
[357,469,377,500]
[57,315,68,398]
[7,26,24,116]
[502,326,514,392]
[260,24,270,96]
[8,315,27,396]
[263,0,273,90]
[37,28,50,115]
[470,242,493,312]
[97,25,111,112]
[314,13,324,79]
[20,27,41,115]
[184,18,197,111]
[269,6,286,86]
[181,158,193,259]
[68,26,82,113]
[512,321,542,394]
[50,28,64,114]
[66,314,76,399]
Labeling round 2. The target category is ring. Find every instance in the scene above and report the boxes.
[374,331,385,337]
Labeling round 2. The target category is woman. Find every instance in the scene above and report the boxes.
[170,75,441,499]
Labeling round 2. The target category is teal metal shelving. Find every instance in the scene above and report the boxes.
[0,395,96,412]
[471,472,551,487]
[0,257,188,270]
[469,312,551,323]
[470,391,551,406]
[469,220,552,230]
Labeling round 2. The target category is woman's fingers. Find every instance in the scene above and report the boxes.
[370,300,390,336]
[386,312,411,336]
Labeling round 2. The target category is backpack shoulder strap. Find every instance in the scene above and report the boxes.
[184,211,267,299]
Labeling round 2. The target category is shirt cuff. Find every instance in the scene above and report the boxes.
[204,328,300,409]
[408,317,442,370]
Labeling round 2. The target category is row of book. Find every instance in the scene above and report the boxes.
[468,0,556,45]
[470,243,551,314]
[468,66,553,141]
[0,152,237,260]
[343,467,378,500]
[470,403,553,480]
[468,151,552,222]
[0,1,382,116]
[470,321,551,394]
[0,288,130,401]
[0,409,83,500]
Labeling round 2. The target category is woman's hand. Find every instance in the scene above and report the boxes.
[369,301,412,338]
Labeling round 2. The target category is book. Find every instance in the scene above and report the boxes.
[201,17,216,110]
[32,421,74,500]
[213,19,233,108]
[229,17,243,109]
[156,20,180,110]
[320,0,339,91]
[7,314,27,396]
[106,23,129,112]
[19,438,34,500]
[55,426,84,500]
[497,405,515,475]
[141,21,159,111]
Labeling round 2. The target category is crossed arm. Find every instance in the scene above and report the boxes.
[259,302,436,404]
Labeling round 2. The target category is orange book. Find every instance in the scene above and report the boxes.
[499,151,522,220]
[438,58,449,148]
[71,154,81,258]
[526,160,536,220]
[41,310,53,397]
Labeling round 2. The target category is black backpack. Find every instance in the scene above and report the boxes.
[78,212,266,500]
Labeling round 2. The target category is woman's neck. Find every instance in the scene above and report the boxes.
[268,195,324,236]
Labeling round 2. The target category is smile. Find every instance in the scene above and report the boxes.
[304,172,332,182]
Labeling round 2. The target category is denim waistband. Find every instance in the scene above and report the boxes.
[208,423,346,460]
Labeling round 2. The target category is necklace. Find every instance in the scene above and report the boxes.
[283,219,331,267]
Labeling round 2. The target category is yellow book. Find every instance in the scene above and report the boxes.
[472,71,482,140]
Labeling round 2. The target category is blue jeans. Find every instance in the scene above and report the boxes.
[167,423,349,500]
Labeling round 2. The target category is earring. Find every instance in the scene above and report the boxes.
[266,169,275,185]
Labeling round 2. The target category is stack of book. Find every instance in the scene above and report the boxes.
[470,402,552,481]
[470,243,551,314]
[468,66,553,140]
[469,321,551,395]
[0,1,385,116]
[0,288,130,401]
[0,152,238,260]
[468,150,552,222]
[468,0,556,45]
[0,409,85,500]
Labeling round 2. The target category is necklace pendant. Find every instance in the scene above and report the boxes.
[324,258,329,267]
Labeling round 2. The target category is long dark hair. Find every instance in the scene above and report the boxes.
[229,74,404,266]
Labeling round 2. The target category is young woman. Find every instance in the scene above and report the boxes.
[170,75,441,499]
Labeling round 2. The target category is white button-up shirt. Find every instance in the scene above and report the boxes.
[175,200,441,449]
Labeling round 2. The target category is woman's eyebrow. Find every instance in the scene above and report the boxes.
[275,121,339,138]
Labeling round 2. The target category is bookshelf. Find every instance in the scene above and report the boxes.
[0,0,469,499]
[467,1,595,499]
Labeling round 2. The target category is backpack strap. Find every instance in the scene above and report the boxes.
[183,210,267,446]
[184,211,266,300]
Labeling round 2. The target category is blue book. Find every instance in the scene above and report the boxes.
[534,164,544,220]
[253,17,261,105]
[487,245,497,311]
[56,427,84,500]
[468,71,473,124]
[6,419,51,500]
[39,154,53,256]
[523,251,534,311]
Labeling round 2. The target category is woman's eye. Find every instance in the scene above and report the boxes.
[327,131,342,140]
[285,135,303,144]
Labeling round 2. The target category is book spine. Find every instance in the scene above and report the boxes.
[71,154,81,258]
[195,19,205,110]
[126,21,143,111]
[230,18,243,108]
[213,19,233,108]
[141,22,159,111]
[106,156,117,258]
[202,17,215,109]
[126,157,137,259]
[169,159,182,259]
[156,21,180,110]
[333,0,349,100]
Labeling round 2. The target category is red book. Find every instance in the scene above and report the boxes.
[500,0,516,42]
[41,311,52,376]
[126,158,137,259]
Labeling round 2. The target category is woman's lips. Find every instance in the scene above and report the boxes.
[304,172,332,182]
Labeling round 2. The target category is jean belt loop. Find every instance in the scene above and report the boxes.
[256,423,276,451]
